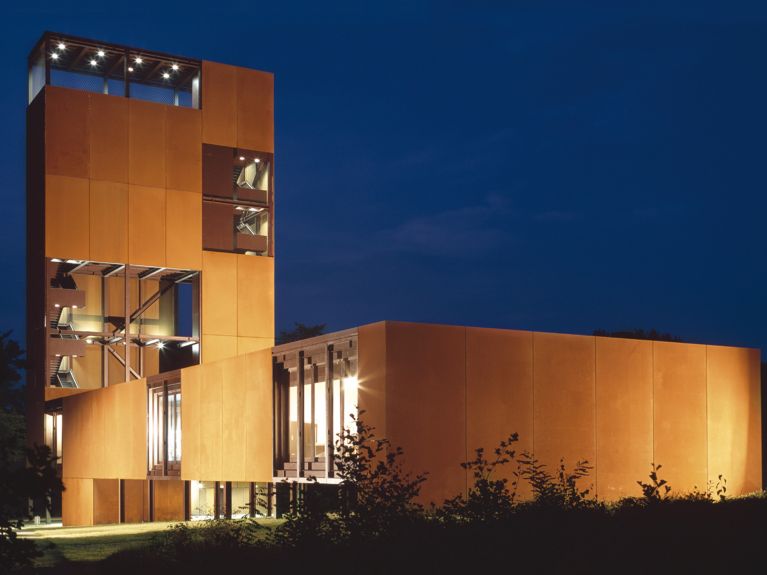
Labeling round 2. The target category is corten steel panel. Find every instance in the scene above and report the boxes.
[533,332,596,493]
[199,361,223,481]
[202,251,238,336]
[90,180,128,263]
[45,175,90,259]
[201,61,237,146]
[384,322,467,504]
[653,341,707,493]
[202,335,238,364]
[129,185,166,267]
[89,93,129,183]
[181,366,201,480]
[202,201,235,251]
[466,328,534,499]
[235,68,274,153]
[62,478,94,526]
[181,350,274,482]
[93,479,120,525]
[166,106,202,193]
[237,255,274,338]
[243,349,274,482]
[222,355,247,481]
[595,337,653,500]
[202,144,234,197]
[153,480,185,522]
[706,345,762,495]
[237,337,273,356]
[122,479,148,523]
[72,344,103,390]
[358,322,388,439]
[166,189,202,270]
[62,379,148,481]
[44,87,89,178]
[128,100,166,187]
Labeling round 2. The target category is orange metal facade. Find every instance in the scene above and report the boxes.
[27,34,761,527]
[358,322,762,505]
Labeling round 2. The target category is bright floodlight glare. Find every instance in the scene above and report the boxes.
[162,72,170,79]
[90,59,98,67]
[157,342,166,349]
[239,156,245,161]
[97,50,105,58]
[128,66,134,72]
[254,158,261,163]
[171,64,179,71]
[57,42,66,50]
[135,57,143,64]
[51,53,59,60]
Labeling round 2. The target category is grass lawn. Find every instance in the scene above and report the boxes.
[20,519,282,569]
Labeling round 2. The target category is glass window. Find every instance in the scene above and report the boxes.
[273,338,358,477]
[202,144,273,256]
[148,380,181,476]
[32,34,200,108]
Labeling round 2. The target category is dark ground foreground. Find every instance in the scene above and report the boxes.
[18,498,767,575]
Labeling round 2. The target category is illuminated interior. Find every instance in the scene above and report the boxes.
[273,334,358,479]
[46,259,200,390]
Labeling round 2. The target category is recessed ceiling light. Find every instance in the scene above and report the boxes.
[57,42,66,50]
[128,66,134,72]
[134,57,143,64]
[97,50,105,58]
[90,59,98,67]
[239,156,245,161]
[171,64,179,71]
[162,72,170,79]
[254,158,261,163]
[51,53,59,60]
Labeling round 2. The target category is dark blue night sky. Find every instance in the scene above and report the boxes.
[1,1,765,356]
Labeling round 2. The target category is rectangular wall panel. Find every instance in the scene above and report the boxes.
[466,328,533,499]
[202,335,238,364]
[384,322,467,504]
[236,255,274,339]
[595,337,653,500]
[62,379,147,481]
[153,480,185,521]
[237,337,273,356]
[181,366,201,480]
[166,106,202,193]
[235,68,274,153]
[62,477,94,526]
[129,185,166,267]
[199,361,223,481]
[93,478,120,525]
[89,93,129,183]
[357,322,388,439]
[653,341,707,493]
[45,87,89,178]
[533,333,596,491]
[202,251,238,336]
[221,355,247,480]
[45,175,90,260]
[707,345,762,495]
[242,349,274,482]
[129,100,166,188]
[122,479,148,523]
[166,189,202,270]
[201,61,237,147]
[90,180,128,263]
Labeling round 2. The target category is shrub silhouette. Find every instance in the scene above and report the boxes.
[440,433,521,523]
[272,411,427,547]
